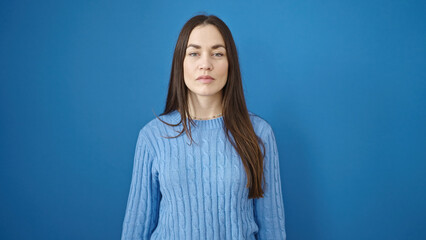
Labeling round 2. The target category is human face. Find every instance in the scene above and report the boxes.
[183,24,228,99]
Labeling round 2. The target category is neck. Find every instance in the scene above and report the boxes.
[187,91,223,119]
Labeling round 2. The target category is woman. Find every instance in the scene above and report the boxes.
[121,14,286,240]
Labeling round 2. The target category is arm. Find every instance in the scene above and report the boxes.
[121,129,161,240]
[254,125,287,240]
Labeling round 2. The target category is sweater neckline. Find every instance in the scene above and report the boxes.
[170,110,224,129]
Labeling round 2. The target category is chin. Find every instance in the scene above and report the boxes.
[194,90,221,97]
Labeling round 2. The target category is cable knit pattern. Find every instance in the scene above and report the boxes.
[121,110,286,240]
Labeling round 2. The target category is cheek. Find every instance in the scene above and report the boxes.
[183,59,196,73]
[183,60,191,78]
[183,59,188,72]
[218,61,229,76]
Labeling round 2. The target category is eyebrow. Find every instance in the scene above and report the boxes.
[186,44,226,50]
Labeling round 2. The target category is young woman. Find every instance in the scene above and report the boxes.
[121,14,286,240]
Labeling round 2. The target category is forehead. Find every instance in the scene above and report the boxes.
[187,24,225,47]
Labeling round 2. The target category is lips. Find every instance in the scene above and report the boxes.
[196,75,214,80]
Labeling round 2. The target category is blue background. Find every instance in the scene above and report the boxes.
[1,0,425,239]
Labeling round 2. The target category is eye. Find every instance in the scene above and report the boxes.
[188,52,198,57]
[213,52,224,57]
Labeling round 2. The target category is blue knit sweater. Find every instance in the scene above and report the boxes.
[121,110,286,239]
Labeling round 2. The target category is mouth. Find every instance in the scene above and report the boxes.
[197,78,214,83]
[196,75,214,80]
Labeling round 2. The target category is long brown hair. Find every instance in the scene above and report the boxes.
[154,14,265,199]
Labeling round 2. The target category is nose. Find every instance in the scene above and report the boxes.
[199,55,213,71]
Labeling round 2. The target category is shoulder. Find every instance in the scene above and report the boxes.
[248,110,275,139]
[136,109,180,144]
[140,109,180,133]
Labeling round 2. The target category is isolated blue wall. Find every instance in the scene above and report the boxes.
[1,0,425,239]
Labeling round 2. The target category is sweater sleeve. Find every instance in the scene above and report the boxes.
[121,129,161,240]
[254,125,287,240]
